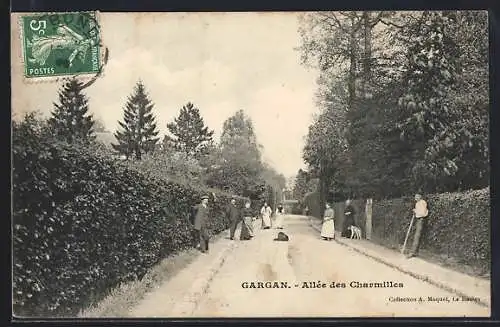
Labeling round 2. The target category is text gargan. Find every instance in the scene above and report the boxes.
[241,281,290,288]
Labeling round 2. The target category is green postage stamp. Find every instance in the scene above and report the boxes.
[19,11,102,79]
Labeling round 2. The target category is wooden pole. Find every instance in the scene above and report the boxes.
[401,214,415,255]
[365,198,372,240]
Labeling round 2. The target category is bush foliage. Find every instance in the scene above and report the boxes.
[12,117,246,317]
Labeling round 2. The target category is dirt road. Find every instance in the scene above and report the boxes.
[130,215,489,318]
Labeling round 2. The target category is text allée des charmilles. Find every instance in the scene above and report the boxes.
[241,280,404,289]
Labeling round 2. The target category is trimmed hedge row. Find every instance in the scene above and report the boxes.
[371,188,490,273]
[12,122,246,317]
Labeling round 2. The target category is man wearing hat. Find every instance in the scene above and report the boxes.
[192,195,211,253]
[226,197,241,240]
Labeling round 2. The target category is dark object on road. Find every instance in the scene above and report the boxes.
[274,231,289,242]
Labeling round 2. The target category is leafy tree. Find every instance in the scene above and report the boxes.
[298,12,391,203]
[48,78,95,143]
[306,178,320,194]
[260,163,287,208]
[298,11,396,109]
[346,87,414,199]
[164,102,214,158]
[112,81,160,160]
[292,169,310,200]
[302,75,352,209]
[299,10,489,201]
[207,110,264,199]
[433,11,489,190]
[395,11,463,192]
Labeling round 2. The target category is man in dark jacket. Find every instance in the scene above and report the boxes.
[227,197,241,240]
[342,199,356,237]
[192,195,210,253]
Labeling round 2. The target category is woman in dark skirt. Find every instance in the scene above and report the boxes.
[342,199,356,237]
[240,200,254,240]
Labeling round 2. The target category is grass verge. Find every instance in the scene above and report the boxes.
[77,249,200,318]
[77,229,230,318]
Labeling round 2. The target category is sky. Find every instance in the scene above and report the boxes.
[11,12,319,179]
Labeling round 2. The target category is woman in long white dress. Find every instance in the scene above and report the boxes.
[275,203,285,229]
[321,202,335,240]
[260,202,272,229]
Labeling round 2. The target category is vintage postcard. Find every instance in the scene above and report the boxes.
[11,11,490,318]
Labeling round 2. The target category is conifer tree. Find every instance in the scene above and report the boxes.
[164,102,214,157]
[48,78,95,143]
[112,80,160,160]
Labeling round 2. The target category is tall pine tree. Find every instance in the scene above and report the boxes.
[164,102,214,158]
[48,78,95,143]
[112,80,160,160]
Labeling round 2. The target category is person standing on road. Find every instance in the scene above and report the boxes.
[275,203,285,229]
[342,199,356,238]
[407,194,429,258]
[320,202,335,241]
[226,197,241,240]
[260,202,272,229]
[193,195,211,253]
[240,200,254,240]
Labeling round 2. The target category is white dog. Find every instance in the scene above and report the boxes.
[347,225,361,239]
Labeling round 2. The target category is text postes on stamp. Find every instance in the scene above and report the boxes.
[20,12,101,79]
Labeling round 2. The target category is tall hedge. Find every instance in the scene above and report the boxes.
[12,119,246,317]
[371,188,490,273]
